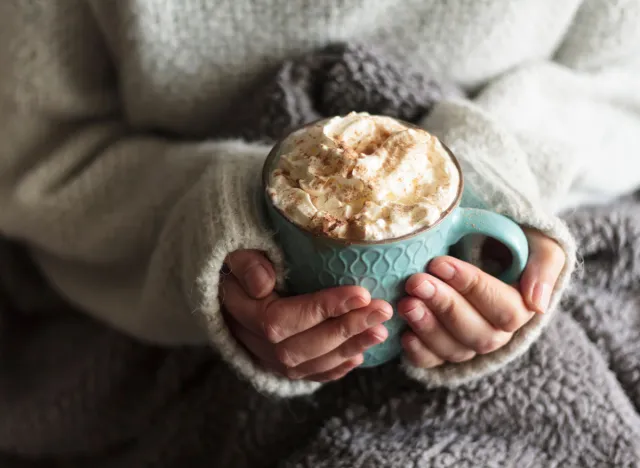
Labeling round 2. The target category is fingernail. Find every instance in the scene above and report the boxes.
[404,303,425,322]
[345,296,369,311]
[244,264,272,296]
[532,282,552,313]
[370,326,388,342]
[431,262,455,281]
[406,337,421,351]
[412,280,435,299]
[349,355,365,368]
[366,309,391,327]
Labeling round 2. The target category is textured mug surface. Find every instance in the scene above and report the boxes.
[263,122,529,367]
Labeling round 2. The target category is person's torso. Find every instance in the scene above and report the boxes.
[89,0,582,137]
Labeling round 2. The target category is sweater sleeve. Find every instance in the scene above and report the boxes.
[405,0,640,387]
[0,2,318,397]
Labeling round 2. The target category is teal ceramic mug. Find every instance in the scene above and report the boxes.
[262,120,529,367]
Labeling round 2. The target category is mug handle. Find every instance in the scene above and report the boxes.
[447,208,529,284]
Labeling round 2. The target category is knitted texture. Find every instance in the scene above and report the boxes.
[0,1,638,458]
[219,43,463,142]
[1,194,639,467]
[2,0,640,395]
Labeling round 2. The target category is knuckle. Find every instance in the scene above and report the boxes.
[274,344,298,368]
[474,335,504,355]
[333,316,359,342]
[342,336,367,359]
[336,320,353,341]
[458,272,482,297]
[446,349,476,363]
[497,311,522,333]
[261,297,289,343]
[473,337,494,354]
[351,354,365,368]
[436,298,458,326]
[496,310,520,332]
[481,287,500,311]
[306,299,329,322]
[262,311,283,344]
[338,342,356,360]
[284,367,304,380]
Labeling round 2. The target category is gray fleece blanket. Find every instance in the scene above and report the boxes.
[1,44,639,468]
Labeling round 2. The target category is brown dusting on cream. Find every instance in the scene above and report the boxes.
[268,113,458,240]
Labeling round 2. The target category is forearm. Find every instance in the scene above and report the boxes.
[0,3,316,398]
[0,112,275,342]
[0,1,274,343]
[411,97,577,387]
[409,27,639,386]
[472,61,640,213]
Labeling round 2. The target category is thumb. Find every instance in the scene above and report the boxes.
[224,250,276,299]
[519,229,566,314]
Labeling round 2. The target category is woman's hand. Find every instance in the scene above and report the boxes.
[221,250,392,382]
[400,229,566,368]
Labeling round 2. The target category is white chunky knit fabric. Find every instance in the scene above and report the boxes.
[0,0,639,396]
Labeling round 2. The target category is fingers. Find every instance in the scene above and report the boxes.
[404,272,512,353]
[400,251,548,368]
[285,326,388,379]
[308,356,364,383]
[427,257,534,332]
[398,297,476,361]
[225,250,276,299]
[273,299,392,368]
[229,313,368,383]
[519,229,566,313]
[220,274,278,336]
[222,274,386,381]
[225,315,279,365]
[262,287,372,343]
[221,273,373,344]
[401,332,444,368]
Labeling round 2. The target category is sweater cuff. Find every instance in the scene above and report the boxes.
[186,140,321,397]
[403,100,577,388]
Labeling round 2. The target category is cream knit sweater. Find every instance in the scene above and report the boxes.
[0,0,639,397]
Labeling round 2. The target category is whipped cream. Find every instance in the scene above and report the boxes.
[268,112,460,241]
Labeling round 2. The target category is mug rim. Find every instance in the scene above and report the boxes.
[261,116,465,246]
